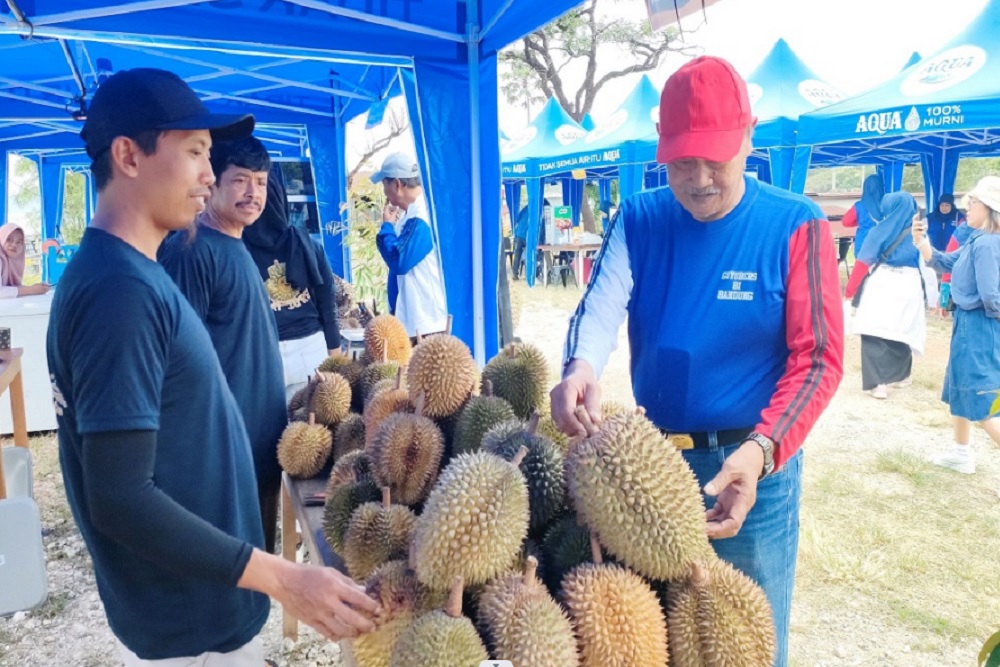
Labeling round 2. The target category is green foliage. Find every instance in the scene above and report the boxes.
[61,171,87,245]
[11,156,87,243]
[341,179,389,313]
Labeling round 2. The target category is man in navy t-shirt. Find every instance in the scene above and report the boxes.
[47,68,378,665]
[159,136,287,555]
[551,57,844,667]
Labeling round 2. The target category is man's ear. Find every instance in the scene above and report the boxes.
[109,136,142,180]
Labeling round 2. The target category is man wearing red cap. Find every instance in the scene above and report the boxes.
[551,56,844,664]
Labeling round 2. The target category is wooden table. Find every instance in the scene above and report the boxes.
[0,349,30,501]
[280,471,346,640]
[538,243,602,290]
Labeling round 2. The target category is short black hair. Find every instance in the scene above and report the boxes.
[209,136,271,182]
[92,130,161,191]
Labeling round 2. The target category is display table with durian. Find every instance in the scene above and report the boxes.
[276,313,776,665]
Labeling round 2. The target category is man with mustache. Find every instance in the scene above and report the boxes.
[550,56,844,666]
[160,136,287,556]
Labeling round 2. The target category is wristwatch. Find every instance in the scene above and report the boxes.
[743,432,775,479]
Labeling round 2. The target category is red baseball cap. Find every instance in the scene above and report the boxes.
[656,56,754,164]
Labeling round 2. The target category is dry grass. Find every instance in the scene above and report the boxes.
[508,275,1000,666]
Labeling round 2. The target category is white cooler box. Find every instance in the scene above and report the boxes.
[0,292,57,435]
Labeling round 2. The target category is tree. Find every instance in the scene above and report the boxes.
[347,105,410,189]
[10,156,87,243]
[499,0,695,232]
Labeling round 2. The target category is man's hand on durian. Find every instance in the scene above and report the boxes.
[701,441,763,540]
[550,358,602,437]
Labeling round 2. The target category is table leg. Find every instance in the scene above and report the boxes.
[281,479,299,641]
[542,252,550,287]
[575,251,584,290]
[10,367,28,448]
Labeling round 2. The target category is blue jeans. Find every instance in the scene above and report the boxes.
[682,439,803,667]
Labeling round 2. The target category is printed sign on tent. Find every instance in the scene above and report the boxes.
[646,0,721,30]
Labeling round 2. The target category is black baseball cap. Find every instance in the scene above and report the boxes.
[81,68,255,160]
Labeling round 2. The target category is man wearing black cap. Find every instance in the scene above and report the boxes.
[46,68,378,665]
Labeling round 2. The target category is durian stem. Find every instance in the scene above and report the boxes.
[590,533,603,565]
[524,556,538,585]
[635,406,647,417]
[308,412,316,426]
[527,411,540,436]
[414,392,426,418]
[445,314,453,336]
[511,445,529,468]
[394,368,403,391]
[445,576,464,618]
[690,561,709,586]
[382,487,391,509]
[482,378,493,397]
[381,347,389,364]
[415,329,423,344]
[407,537,418,571]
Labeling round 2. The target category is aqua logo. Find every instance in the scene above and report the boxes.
[900,45,986,97]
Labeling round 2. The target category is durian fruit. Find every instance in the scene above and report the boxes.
[482,342,550,420]
[277,413,333,478]
[600,400,631,420]
[289,406,310,423]
[333,413,366,462]
[451,379,517,455]
[346,559,448,667]
[369,393,445,506]
[323,478,380,553]
[537,414,571,453]
[310,372,352,426]
[365,378,396,408]
[562,535,669,667]
[364,370,411,447]
[365,315,413,365]
[541,514,596,595]
[484,413,566,533]
[406,334,479,419]
[667,558,776,667]
[364,360,403,400]
[343,488,418,581]
[318,357,366,412]
[317,353,355,375]
[413,449,530,590]
[326,450,373,495]
[389,577,488,667]
[479,558,579,667]
[481,419,527,452]
[565,407,710,581]
[287,376,319,420]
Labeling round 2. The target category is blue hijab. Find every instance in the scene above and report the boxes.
[856,191,918,267]
[860,174,885,221]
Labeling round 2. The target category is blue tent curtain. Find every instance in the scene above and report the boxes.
[86,172,97,224]
[39,159,64,241]
[306,122,349,279]
[645,169,668,190]
[877,162,905,193]
[0,153,6,225]
[410,55,501,361]
[504,181,520,220]
[767,148,793,191]
[921,150,961,211]
[619,163,645,200]
[599,179,612,209]
[524,177,545,287]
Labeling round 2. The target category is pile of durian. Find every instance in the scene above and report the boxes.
[276,313,776,667]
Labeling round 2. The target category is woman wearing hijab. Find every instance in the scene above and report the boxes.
[845,192,926,399]
[0,223,50,298]
[842,174,885,254]
[926,193,965,251]
[915,176,1000,479]
[243,177,340,400]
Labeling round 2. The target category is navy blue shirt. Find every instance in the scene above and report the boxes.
[47,228,268,658]
[160,225,287,492]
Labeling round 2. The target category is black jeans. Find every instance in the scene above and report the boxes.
[511,237,526,279]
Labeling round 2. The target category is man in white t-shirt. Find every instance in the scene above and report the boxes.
[372,153,448,338]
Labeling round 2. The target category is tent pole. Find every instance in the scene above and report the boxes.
[467,16,486,365]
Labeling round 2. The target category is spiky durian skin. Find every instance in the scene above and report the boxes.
[485,432,565,534]
[365,315,413,364]
[366,560,449,620]
[343,502,417,581]
[565,410,710,581]
[497,591,580,667]
[482,342,550,420]
[537,414,571,453]
[326,450,373,495]
[476,571,542,652]
[600,400,631,419]
[333,413,366,462]
[413,452,529,590]
[389,611,488,667]
[452,396,517,455]
[277,422,333,478]
[364,361,403,399]
[407,335,479,418]
[364,389,411,447]
[317,354,354,374]
[562,563,669,667]
[322,479,380,554]
[345,618,411,667]
[311,373,352,426]
[480,420,527,452]
[318,359,366,412]
[667,559,776,667]
[365,379,397,407]
[289,406,310,423]
[369,413,444,505]
[541,515,595,595]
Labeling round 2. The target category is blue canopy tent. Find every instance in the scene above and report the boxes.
[0,0,584,362]
[500,97,586,286]
[797,0,1000,210]
[744,38,845,192]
